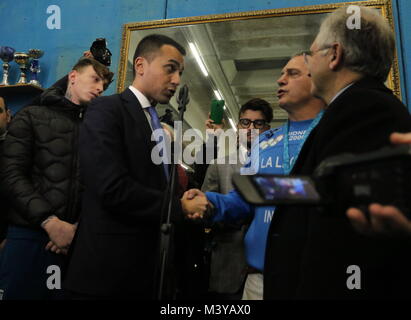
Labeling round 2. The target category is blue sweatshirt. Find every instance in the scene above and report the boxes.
[206,119,314,271]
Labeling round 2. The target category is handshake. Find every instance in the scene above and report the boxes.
[180,189,210,220]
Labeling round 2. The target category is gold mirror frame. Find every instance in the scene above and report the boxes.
[117,0,400,127]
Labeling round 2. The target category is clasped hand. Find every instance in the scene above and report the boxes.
[181,189,209,219]
[43,217,77,255]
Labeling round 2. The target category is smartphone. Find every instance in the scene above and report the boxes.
[210,99,225,124]
[232,173,322,205]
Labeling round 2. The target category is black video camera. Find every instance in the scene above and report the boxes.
[90,38,112,66]
[232,145,411,218]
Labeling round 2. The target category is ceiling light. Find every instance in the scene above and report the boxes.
[228,117,237,132]
[189,42,208,77]
[213,89,223,100]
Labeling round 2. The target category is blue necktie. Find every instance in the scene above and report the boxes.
[146,106,170,179]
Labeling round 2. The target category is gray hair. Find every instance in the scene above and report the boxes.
[315,6,395,82]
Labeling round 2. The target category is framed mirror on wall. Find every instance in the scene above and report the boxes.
[117,0,399,135]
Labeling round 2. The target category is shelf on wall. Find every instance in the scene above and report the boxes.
[0,83,44,96]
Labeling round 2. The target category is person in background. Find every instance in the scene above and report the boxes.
[201,98,272,300]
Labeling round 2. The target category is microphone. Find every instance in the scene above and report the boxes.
[177,85,189,111]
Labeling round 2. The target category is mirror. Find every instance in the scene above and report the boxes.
[117,0,399,136]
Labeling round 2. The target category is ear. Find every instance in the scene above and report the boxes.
[134,57,145,76]
[6,109,11,123]
[68,70,77,85]
[329,43,343,71]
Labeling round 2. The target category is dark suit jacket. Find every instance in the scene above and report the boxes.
[264,77,411,299]
[64,88,181,297]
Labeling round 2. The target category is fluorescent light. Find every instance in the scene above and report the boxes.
[189,42,208,77]
[228,117,237,132]
[213,90,222,100]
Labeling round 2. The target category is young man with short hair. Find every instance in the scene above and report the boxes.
[0,58,113,300]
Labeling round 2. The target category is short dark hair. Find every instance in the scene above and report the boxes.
[72,57,114,90]
[132,34,186,77]
[239,98,273,123]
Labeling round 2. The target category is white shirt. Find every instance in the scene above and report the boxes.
[128,85,154,131]
[329,82,355,105]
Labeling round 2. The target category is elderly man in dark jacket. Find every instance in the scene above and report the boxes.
[264,6,411,299]
[0,57,113,300]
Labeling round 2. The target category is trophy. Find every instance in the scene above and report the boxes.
[0,46,16,86]
[28,49,44,87]
[14,52,30,84]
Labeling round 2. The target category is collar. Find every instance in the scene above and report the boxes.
[329,82,355,105]
[128,85,151,109]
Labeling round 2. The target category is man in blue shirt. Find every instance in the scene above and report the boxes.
[182,52,326,299]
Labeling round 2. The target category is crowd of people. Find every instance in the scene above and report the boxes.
[1,5,411,300]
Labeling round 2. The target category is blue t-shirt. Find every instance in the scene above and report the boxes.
[206,119,314,271]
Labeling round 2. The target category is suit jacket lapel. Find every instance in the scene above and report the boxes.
[120,88,168,186]
[120,88,156,149]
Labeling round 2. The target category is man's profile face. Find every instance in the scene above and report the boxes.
[0,97,11,135]
[137,44,184,104]
[69,65,105,105]
[276,56,313,111]
[305,40,332,99]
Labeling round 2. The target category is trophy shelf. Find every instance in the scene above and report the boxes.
[0,83,44,96]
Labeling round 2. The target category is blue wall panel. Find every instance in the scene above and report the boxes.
[0,0,166,112]
[0,0,410,112]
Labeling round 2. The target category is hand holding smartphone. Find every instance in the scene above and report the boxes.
[210,99,225,125]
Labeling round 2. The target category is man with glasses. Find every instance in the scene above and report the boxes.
[263,6,411,299]
[201,98,272,300]
[182,53,325,299]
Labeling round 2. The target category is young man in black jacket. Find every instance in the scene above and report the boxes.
[0,58,113,300]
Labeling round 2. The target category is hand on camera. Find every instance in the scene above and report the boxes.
[347,204,411,236]
[346,132,411,236]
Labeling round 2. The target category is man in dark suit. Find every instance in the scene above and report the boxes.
[264,6,411,299]
[64,34,208,299]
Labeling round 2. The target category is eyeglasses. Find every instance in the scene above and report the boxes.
[303,45,333,63]
[239,118,267,129]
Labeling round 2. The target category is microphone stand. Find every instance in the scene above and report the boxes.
[157,85,189,300]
